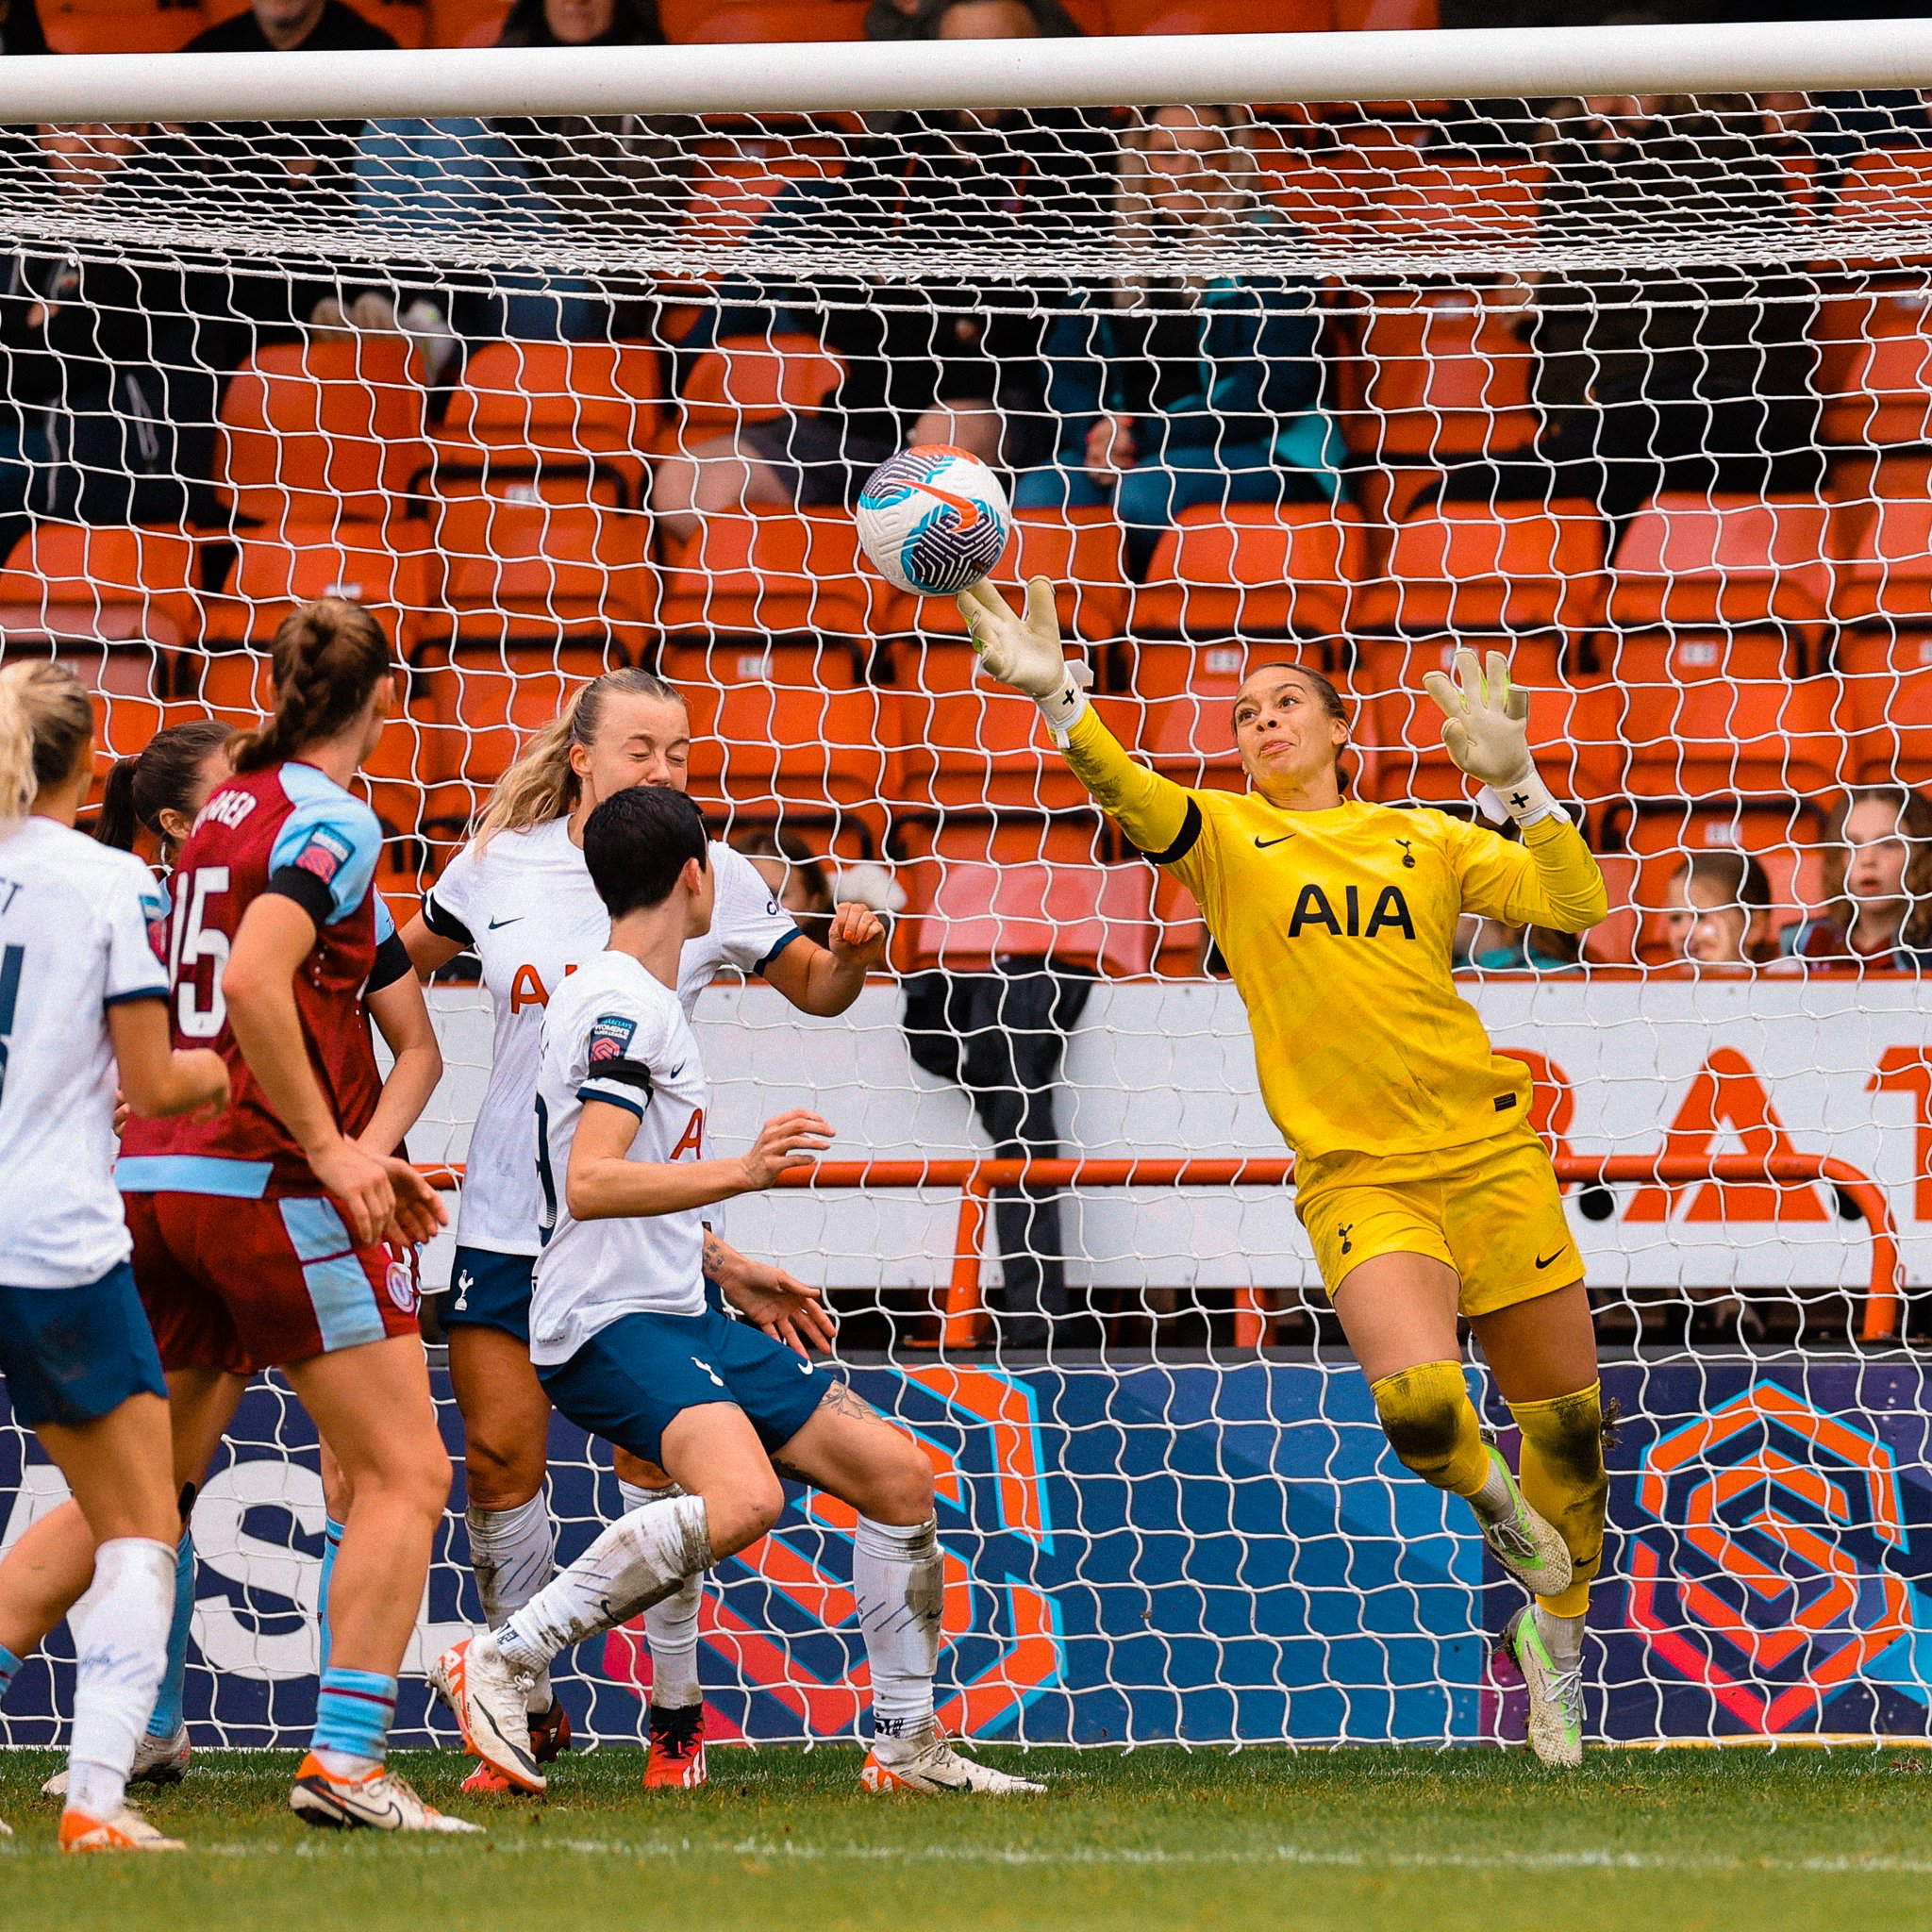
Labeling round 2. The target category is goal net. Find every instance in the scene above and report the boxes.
[4,27,1932,1752]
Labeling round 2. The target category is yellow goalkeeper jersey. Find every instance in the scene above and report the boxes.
[1060,708,1608,1163]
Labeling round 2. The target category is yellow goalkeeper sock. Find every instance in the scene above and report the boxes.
[1508,1381,1607,1621]
[1369,1360,1491,1498]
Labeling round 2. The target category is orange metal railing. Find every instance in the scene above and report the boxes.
[421,1151,1904,1347]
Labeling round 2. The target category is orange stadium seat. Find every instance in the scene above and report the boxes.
[1358,637,1624,812]
[1357,159,1544,249]
[1833,631,1932,786]
[206,530,434,658]
[1607,493,1833,639]
[1357,499,1608,634]
[1132,502,1367,641]
[1252,148,1378,241]
[887,641,1133,814]
[215,336,427,540]
[0,525,211,760]
[40,0,208,53]
[681,146,845,251]
[431,494,653,655]
[1817,286,1932,446]
[660,639,892,825]
[1830,467,1932,626]
[876,508,1131,643]
[896,813,1156,977]
[431,341,663,508]
[1830,144,1932,257]
[427,0,514,42]
[661,0,867,40]
[1611,631,1841,801]
[657,509,873,641]
[1341,287,1540,467]
[672,333,845,444]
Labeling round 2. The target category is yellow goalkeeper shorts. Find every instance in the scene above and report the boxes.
[1293,1122,1582,1319]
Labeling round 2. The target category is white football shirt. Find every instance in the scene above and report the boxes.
[0,818,171,1288]
[528,949,710,1365]
[423,817,801,1257]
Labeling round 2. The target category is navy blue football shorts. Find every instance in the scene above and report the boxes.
[536,1306,834,1467]
[0,1261,168,1428]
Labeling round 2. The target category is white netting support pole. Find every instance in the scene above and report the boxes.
[8,19,1932,125]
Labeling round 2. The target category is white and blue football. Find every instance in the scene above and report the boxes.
[855,443,1012,596]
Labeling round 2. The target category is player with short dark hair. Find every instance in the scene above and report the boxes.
[962,580,1612,1770]
[431,785,1042,1799]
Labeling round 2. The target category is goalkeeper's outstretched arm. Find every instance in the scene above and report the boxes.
[955,578,1194,858]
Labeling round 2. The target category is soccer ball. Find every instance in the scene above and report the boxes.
[854,444,1012,596]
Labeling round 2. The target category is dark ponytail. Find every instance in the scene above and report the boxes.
[94,718,240,852]
[232,597,393,776]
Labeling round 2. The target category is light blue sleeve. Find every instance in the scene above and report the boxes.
[268,793,384,926]
[374,893,396,945]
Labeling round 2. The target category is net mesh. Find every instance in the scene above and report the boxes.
[4,89,1932,1749]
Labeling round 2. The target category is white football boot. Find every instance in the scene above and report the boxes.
[58,1803,186,1853]
[428,1633,545,1794]
[289,1755,481,1833]
[1475,1448,1574,1600]
[43,1726,191,1798]
[1507,1606,1586,1770]
[860,1727,1045,1795]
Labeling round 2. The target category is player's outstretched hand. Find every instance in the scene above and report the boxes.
[827,901,888,973]
[718,1250,839,1357]
[955,577,1093,715]
[383,1158,448,1246]
[1422,647,1532,790]
[741,1108,834,1190]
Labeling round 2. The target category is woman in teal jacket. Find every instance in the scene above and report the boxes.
[1012,105,1346,578]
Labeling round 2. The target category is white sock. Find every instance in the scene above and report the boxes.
[467,1495,558,1713]
[498,1493,712,1679]
[853,1516,941,1747]
[1467,1447,1517,1527]
[1534,1604,1586,1670]
[66,1537,175,1820]
[619,1480,704,1711]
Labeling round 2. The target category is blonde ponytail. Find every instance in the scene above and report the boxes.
[0,660,93,837]
[474,666,683,852]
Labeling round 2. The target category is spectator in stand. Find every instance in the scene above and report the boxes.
[1659,849,1772,972]
[866,0,1083,36]
[355,0,691,352]
[1447,93,1821,523]
[1012,104,1342,580]
[1787,787,1932,972]
[0,126,217,557]
[1456,915,1584,973]
[173,1,400,354]
[650,0,1112,541]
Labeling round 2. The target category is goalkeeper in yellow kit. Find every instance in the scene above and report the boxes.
[958,580,1610,1769]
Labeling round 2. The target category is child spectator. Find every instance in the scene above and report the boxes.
[1788,786,1932,971]
[1012,104,1341,580]
[1660,848,1772,972]
[733,827,837,952]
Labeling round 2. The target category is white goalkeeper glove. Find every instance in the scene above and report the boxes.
[955,577,1092,741]
[1422,647,1567,828]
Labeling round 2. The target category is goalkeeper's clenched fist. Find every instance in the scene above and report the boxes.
[1421,647,1567,829]
[955,578,1092,738]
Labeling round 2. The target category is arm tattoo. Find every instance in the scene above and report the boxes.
[703,1230,726,1275]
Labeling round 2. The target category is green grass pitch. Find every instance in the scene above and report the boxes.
[4,1744,1930,1930]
